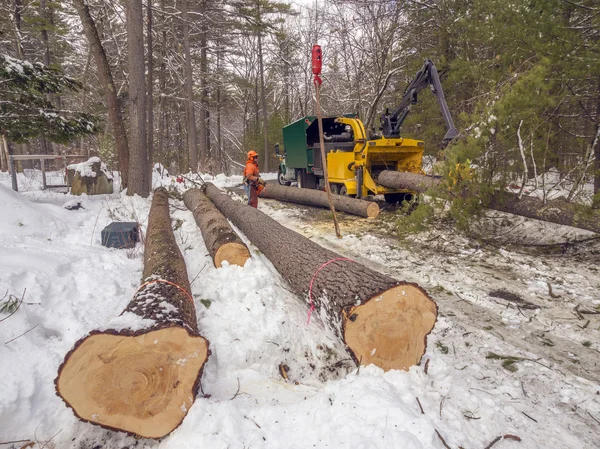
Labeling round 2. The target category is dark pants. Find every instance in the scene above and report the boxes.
[244,183,259,208]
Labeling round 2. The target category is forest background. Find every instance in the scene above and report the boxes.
[0,0,598,204]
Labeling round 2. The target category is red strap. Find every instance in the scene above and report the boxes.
[313,74,322,87]
[307,258,354,324]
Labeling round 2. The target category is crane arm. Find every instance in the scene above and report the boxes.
[380,59,458,146]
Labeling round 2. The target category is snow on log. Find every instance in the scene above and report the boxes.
[184,188,250,267]
[378,170,600,234]
[205,183,437,371]
[259,183,380,218]
[55,187,209,439]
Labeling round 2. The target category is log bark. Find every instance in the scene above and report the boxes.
[378,170,600,234]
[184,188,250,267]
[55,188,209,439]
[205,183,437,371]
[378,170,442,193]
[260,184,380,218]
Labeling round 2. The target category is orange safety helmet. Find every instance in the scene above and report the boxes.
[247,150,258,159]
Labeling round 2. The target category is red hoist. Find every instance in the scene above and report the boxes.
[311,43,341,238]
[312,44,322,86]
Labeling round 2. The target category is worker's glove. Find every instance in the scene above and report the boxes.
[257,178,266,187]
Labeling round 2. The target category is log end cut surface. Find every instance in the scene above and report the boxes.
[366,202,380,218]
[344,284,437,371]
[214,242,250,268]
[57,327,209,439]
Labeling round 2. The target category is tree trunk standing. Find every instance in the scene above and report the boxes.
[594,77,600,197]
[216,41,225,173]
[205,183,437,371]
[182,0,198,171]
[40,0,50,67]
[125,0,149,197]
[157,0,167,172]
[12,0,24,58]
[378,170,600,234]
[183,189,250,267]
[257,14,270,172]
[55,188,210,439]
[146,0,154,189]
[260,184,379,218]
[198,0,209,169]
[0,135,9,172]
[73,0,130,188]
[39,0,54,159]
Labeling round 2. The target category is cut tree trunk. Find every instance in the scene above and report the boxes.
[184,188,250,267]
[378,170,600,234]
[260,184,380,218]
[55,188,209,439]
[205,183,436,371]
[378,170,443,193]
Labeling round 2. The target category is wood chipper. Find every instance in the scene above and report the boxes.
[276,59,458,203]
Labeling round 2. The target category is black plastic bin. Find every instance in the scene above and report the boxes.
[101,222,139,249]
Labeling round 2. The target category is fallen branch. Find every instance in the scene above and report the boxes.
[416,397,424,414]
[5,324,39,345]
[378,170,600,234]
[546,281,561,299]
[484,434,522,449]
[435,429,452,449]
[230,378,241,400]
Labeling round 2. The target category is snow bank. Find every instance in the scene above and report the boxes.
[0,170,598,449]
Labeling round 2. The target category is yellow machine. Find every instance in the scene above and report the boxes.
[276,59,457,203]
[326,117,424,201]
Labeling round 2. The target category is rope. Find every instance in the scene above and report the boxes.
[134,278,194,304]
[307,258,354,324]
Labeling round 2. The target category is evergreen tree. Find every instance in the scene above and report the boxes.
[0,54,99,143]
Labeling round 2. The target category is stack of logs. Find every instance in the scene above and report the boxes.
[55,183,438,439]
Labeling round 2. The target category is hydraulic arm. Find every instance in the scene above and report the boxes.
[380,59,458,146]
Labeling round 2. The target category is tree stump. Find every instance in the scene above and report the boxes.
[205,183,437,371]
[68,157,114,195]
[184,188,250,267]
[260,184,380,218]
[55,188,209,439]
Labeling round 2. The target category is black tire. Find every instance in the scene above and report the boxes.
[329,183,340,195]
[384,193,414,204]
[278,169,291,186]
[339,185,355,198]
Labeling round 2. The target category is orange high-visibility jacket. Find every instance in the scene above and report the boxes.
[243,159,260,184]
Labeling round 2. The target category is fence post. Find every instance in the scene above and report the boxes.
[9,155,18,191]
[41,158,47,190]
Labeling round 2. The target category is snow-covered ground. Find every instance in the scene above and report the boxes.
[0,169,598,449]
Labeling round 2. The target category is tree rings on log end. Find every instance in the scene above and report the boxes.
[343,284,437,371]
[366,202,380,218]
[214,242,251,268]
[56,327,209,439]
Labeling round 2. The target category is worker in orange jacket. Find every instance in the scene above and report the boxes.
[243,150,265,208]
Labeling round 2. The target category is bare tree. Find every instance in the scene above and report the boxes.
[73,0,130,188]
[125,0,149,196]
[181,0,198,171]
